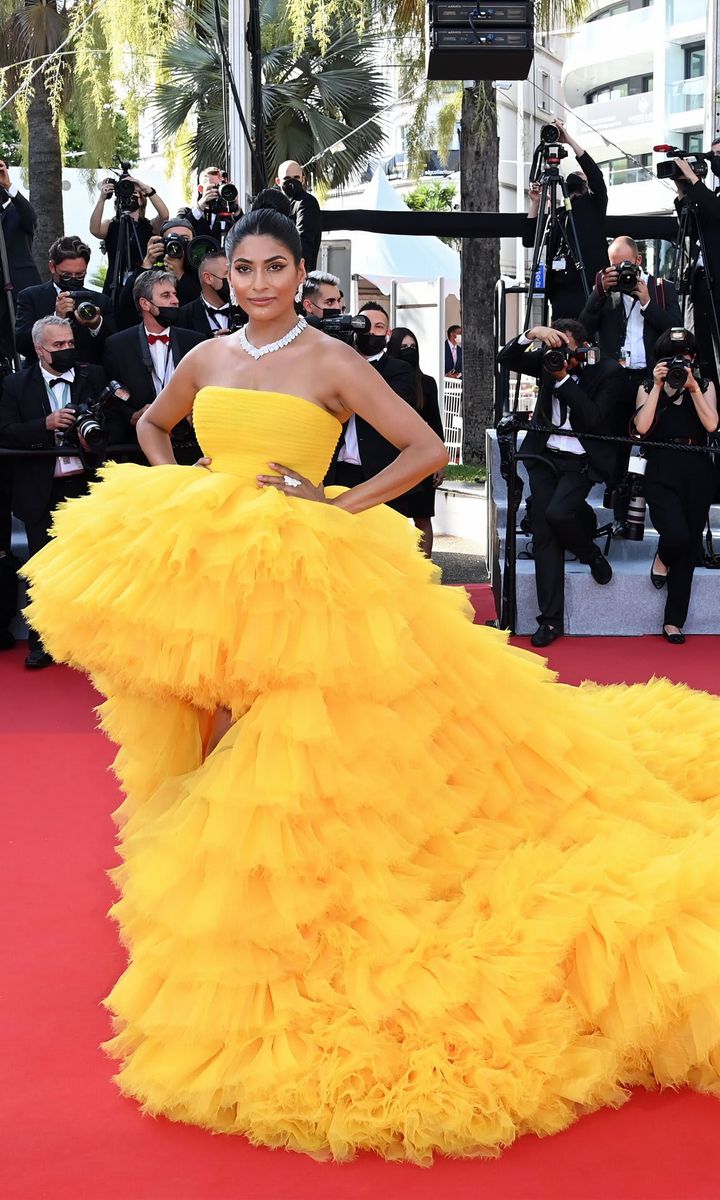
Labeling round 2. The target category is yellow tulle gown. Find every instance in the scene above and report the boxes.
[24,388,720,1163]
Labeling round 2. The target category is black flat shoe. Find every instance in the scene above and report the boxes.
[589,551,612,585]
[651,556,667,590]
[531,623,563,648]
[24,649,53,669]
[662,627,685,645]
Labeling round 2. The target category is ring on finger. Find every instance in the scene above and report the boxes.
[283,474,302,488]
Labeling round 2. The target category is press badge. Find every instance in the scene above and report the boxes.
[552,256,567,272]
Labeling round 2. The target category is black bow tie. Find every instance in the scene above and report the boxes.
[49,376,72,387]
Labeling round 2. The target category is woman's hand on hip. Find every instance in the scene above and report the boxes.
[257,463,327,502]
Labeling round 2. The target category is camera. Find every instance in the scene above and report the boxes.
[542,344,599,372]
[66,290,99,321]
[163,234,187,261]
[615,260,640,295]
[539,124,560,144]
[204,181,240,219]
[655,145,709,182]
[60,380,125,454]
[660,355,691,390]
[305,312,371,344]
[105,162,140,214]
[228,303,247,332]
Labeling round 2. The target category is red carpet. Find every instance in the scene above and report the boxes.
[2,617,719,1200]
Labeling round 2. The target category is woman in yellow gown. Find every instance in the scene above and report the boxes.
[24,204,720,1164]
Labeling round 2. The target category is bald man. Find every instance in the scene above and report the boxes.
[275,159,322,272]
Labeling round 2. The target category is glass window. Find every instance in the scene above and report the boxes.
[587,0,651,22]
[683,131,704,154]
[685,44,705,79]
[586,75,653,103]
[600,153,652,185]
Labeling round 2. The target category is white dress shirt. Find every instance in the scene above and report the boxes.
[620,272,650,370]
[202,299,230,332]
[546,375,585,455]
[143,326,174,395]
[39,366,85,477]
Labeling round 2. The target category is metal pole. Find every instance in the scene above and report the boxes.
[228,0,252,212]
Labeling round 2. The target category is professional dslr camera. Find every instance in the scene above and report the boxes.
[66,290,101,321]
[529,124,568,183]
[305,312,371,345]
[206,182,240,215]
[60,380,125,454]
[655,145,709,182]
[658,327,695,389]
[542,343,599,372]
[103,162,139,214]
[614,261,641,295]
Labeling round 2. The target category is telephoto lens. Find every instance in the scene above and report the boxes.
[625,456,647,542]
[219,183,238,204]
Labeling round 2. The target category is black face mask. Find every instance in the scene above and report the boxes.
[152,305,182,328]
[710,154,720,178]
[212,279,231,304]
[565,172,586,196]
[355,332,387,357]
[281,177,304,200]
[48,347,77,372]
[56,272,86,291]
[398,344,419,367]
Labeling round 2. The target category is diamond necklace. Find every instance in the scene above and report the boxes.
[237,316,307,360]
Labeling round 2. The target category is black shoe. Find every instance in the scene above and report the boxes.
[24,649,53,669]
[589,551,612,584]
[531,623,563,648]
[0,629,15,650]
[662,626,685,645]
[650,555,667,590]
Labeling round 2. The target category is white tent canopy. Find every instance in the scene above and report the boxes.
[328,168,461,293]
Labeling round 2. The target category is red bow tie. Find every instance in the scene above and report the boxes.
[147,333,169,345]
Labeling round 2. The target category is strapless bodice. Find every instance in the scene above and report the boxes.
[192,387,342,484]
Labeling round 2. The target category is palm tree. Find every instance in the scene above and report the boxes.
[152,0,391,189]
[0,0,71,275]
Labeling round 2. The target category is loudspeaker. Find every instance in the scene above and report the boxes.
[426,2,534,81]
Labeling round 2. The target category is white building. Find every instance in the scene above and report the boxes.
[562,0,714,223]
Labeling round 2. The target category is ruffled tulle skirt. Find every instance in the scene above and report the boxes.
[23,461,720,1162]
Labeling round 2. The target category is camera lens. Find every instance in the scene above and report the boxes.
[543,347,567,372]
[540,124,561,144]
[616,261,640,294]
[76,301,98,321]
[219,183,238,203]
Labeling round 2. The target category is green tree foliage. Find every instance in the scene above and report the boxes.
[151,0,391,189]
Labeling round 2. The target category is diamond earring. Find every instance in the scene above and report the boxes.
[295,287,303,304]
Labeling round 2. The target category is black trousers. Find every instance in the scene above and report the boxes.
[331,461,365,488]
[645,449,718,628]
[528,451,598,629]
[691,274,719,389]
[24,474,89,652]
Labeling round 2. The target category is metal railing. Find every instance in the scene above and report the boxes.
[442,377,463,464]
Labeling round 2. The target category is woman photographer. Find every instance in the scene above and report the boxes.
[386,327,445,556]
[633,329,718,643]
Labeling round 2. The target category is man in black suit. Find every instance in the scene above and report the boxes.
[16,234,115,365]
[523,119,608,319]
[275,160,322,273]
[444,325,462,376]
[0,315,124,668]
[102,270,205,463]
[0,159,41,363]
[114,220,202,330]
[176,165,242,242]
[498,318,625,647]
[176,250,233,339]
[325,302,417,489]
[673,147,720,386]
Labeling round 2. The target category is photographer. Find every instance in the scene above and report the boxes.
[0,316,124,668]
[275,160,322,273]
[177,165,242,241]
[89,173,169,295]
[300,271,342,319]
[523,119,608,319]
[0,159,41,362]
[16,235,116,365]
[102,271,204,463]
[114,219,202,330]
[633,328,718,644]
[498,319,625,647]
[673,141,720,385]
[176,251,237,338]
[325,302,417,489]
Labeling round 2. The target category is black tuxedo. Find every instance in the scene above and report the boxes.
[578,276,682,369]
[497,336,625,629]
[0,189,41,359]
[444,340,462,375]
[175,295,230,340]
[103,323,205,462]
[16,281,116,364]
[325,353,418,486]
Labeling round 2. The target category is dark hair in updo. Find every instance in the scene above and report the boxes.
[225,199,302,265]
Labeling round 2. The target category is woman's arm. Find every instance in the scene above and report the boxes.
[687,378,719,432]
[137,347,208,464]
[633,365,666,435]
[327,345,448,514]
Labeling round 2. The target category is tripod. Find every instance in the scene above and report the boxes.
[108,208,146,318]
[0,197,20,372]
[522,155,591,365]
[671,197,720,382]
